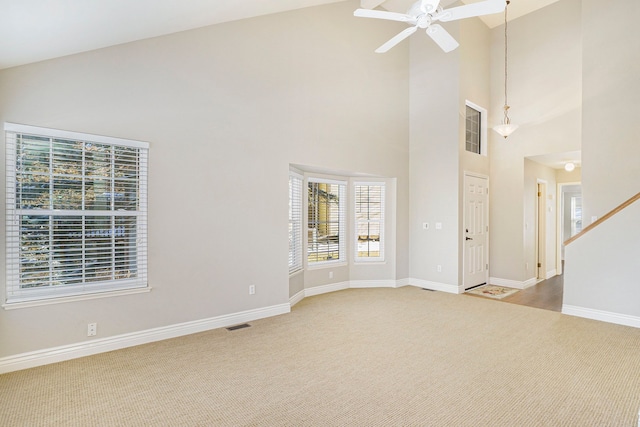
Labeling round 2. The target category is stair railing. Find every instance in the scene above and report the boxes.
[564,191,640,246]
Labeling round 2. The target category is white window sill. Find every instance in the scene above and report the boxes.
[3,286,152,310]
[306,261,348,270]
[353,260,387,265]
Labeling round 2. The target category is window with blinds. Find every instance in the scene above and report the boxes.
[4,123,148,304]
[288,171,303,274]
[354,183,384,261]
[465,105,481,155]
[307,179,346,264]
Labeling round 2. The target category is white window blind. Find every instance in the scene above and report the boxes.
[288,171,303,274]
[354,183,384,261]
[5,123,148,304]
[307,178,346,264]
[466,105,481,154]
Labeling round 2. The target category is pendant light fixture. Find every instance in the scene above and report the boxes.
[493,0,518,139]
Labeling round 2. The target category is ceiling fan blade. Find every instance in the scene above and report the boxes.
[375,26,418,53]
[360,0,386,9]
[426,24,459,52]
[438,0,506,22]
[354,9,416,23]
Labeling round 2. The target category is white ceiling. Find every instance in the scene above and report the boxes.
[0,0,344,70]
[1,0,559,70]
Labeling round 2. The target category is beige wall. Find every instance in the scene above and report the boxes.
[3,0,637,361]
[581,0,640,222]
[408,21,461,288]
[0,1,410,358]
[564,201,640,317]
[563,0,640,317]
[556,167,581,184]
[458,17,491,285]
[489,0,582,282]
[407,13,491,291]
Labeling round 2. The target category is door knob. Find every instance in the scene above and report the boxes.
[466,237,473,241]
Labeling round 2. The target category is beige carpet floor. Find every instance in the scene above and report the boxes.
[2,286,640,426]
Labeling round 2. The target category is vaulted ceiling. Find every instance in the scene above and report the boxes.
[0,0,559,70]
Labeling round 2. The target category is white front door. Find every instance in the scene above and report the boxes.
[464,174,489,290]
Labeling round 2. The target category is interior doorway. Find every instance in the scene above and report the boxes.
[556,183,582,275]
[536,180,547,280]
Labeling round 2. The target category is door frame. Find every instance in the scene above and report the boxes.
[463,171,490,290]
[556,181,581,275]
[535,179,547,281]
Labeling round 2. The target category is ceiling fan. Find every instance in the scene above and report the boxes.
[354,0,506,53]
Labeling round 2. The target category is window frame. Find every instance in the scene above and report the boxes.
[465,101,488,156]
[306,177,346,267]
[288,170,303,275]
[354,182,385,263]
[4,123,149,305]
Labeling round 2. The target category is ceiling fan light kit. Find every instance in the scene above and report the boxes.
[354,0,506,53]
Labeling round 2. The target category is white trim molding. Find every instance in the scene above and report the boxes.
[304,281,350,297]
[288,277,459,307]
[490,276,537,290]
[4,277,468,373]
[396,278,411,288]
[350,280,399,289]
[289,289,305,307]
[407,278,463,294]
[562,305,640,329]
[0,303,290,374]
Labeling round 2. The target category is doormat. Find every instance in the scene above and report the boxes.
[467,284,519,300]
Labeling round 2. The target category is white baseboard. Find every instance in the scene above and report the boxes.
[2,277,462,374]
[294,279,401,306]
[0,303,290,374]
[289,289,305,307]
[562,305,640,329]
[350,279,399,289]
[290,277,456,307]
[546,269,557,279]
[407,278,463,294]
[490,277,537,290]
[304,281,350,297]
[395,278,411,288]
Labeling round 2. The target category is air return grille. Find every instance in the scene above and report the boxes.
[226,323,251,331]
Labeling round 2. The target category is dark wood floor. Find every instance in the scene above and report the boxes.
[468,274,564,312]
[501,274,564,312]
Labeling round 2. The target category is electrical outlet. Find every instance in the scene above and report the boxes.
[435,222,442,230]
[249,285,255,295]
[87,323,97,337]
[437,265,442,273]
[329,271,333,279]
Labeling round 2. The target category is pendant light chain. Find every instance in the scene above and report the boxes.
[503,0,510,124]
[492,0,519,138]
